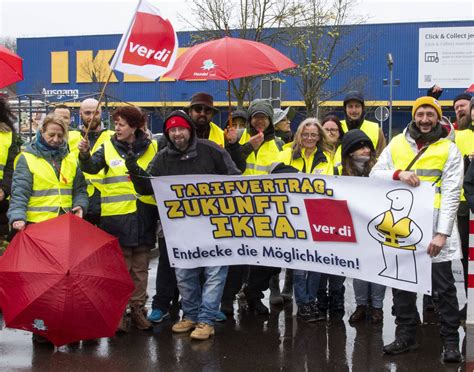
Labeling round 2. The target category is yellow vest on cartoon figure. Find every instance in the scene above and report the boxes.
[376,211,415,250]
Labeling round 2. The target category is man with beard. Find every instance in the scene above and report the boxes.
[341,91,386,157]
[126,110,240,340]
[371,96,462,363]
[69,98,113,225]
[187,92,225,147]
[453,93,472,130]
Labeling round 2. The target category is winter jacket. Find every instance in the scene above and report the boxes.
[370,127,462,263]
[8,138,88,224]
[126,112,240,196]
[79,130,158,247]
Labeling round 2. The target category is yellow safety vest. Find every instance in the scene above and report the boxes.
[69,130,115,197]
[341,120,379,149]
[390,134,450,209]
[22,151,77,223]
[101,140,157,216]
[376,211,415,250]
[239,129,281,175]
[209,122,225,147]
[278,147,332,175]
[0,131,13,180]
[455,129,474,201]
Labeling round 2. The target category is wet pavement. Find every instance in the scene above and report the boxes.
[0,257,471,371]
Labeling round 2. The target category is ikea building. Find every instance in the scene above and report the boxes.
[15,20,474,134]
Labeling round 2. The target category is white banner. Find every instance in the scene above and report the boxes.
[152,174,435,294]
[418,26,474,89]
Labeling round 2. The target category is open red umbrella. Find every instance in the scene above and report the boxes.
[0,46,23,88]
[0,213,134,347]
[164,36,297,125]
[467,84,474,93]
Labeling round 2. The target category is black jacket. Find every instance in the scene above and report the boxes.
[79,130,158,247]
[126,112,241,196]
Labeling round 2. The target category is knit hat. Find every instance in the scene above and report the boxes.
[343,91,365,107]
[247,99,274,124]
[341,129,374,158]
[164,115,192,133]
[453,93,472,106]
[189,92,219,112]
[412,96,442,120]
[273,107,290,125]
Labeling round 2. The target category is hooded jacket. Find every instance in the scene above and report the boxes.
[8,137,88,224]
[126,110,241,196]
[227,99,283,173]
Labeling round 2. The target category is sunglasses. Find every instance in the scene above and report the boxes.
[192,105,213,114]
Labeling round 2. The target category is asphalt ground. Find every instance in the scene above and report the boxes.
[0,256,470,371]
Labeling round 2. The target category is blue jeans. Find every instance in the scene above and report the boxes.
[353,279,386,309]
[175,266,228,325]
[293,269,321,306]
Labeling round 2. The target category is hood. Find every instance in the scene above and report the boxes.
[246,99,275,138]
[163,110,197,153]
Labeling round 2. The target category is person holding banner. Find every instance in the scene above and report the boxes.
[126,110,240,340]
[317,114,346,315]
[78,106,158,332]
[276,118,333,321]
[370,96,463,363]
[337,129,387,325]
[226,99,283,315]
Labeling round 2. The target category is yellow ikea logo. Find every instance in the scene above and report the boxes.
[50,48,188,84]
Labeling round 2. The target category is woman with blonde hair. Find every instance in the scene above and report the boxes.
[277,117,332,321]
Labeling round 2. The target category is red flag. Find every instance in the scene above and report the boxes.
[110,0,178,80]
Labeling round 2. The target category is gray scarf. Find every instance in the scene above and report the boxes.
[408,120,444,144]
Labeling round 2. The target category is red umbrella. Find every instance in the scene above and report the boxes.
[0,46,23,88]
[0,213,134,347]
[467,84,474,93]
[164,36,297,126]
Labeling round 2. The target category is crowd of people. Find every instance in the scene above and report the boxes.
[0,87,473,363]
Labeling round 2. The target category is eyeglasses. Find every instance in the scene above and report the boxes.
[324,128,339,134]
[192,105,213,114]
[301,133,319,139]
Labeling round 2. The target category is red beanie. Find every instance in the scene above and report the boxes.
[165,116,191,133]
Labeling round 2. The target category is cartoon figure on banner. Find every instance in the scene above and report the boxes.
[367,189,423,283]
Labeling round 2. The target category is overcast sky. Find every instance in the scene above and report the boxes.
[0,0,472,39]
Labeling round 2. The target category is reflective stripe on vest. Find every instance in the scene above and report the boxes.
[390,134,450,209]
[278,147,331,175]
[239,130,281,175]
[101,140,157,216]
[209,122,225,147]
[22,151,77,223]
[341,120,379,149]
[69,130,114,197]
[455,129,474,201]
[0,131,13,180]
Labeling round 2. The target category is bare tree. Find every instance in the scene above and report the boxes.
[181,0,305,108]
[0,37,17,52]
[284,0,370,116]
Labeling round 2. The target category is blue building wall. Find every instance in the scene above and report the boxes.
[16,20,474,133]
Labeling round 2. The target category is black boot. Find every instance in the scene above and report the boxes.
[248,298,269,315]
[281,269,293,302]
[269,274,284,305]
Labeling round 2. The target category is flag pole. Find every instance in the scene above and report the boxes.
[82,0,143,139]
[227,80,233,128]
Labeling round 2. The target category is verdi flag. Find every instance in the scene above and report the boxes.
[110,0,179,80]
